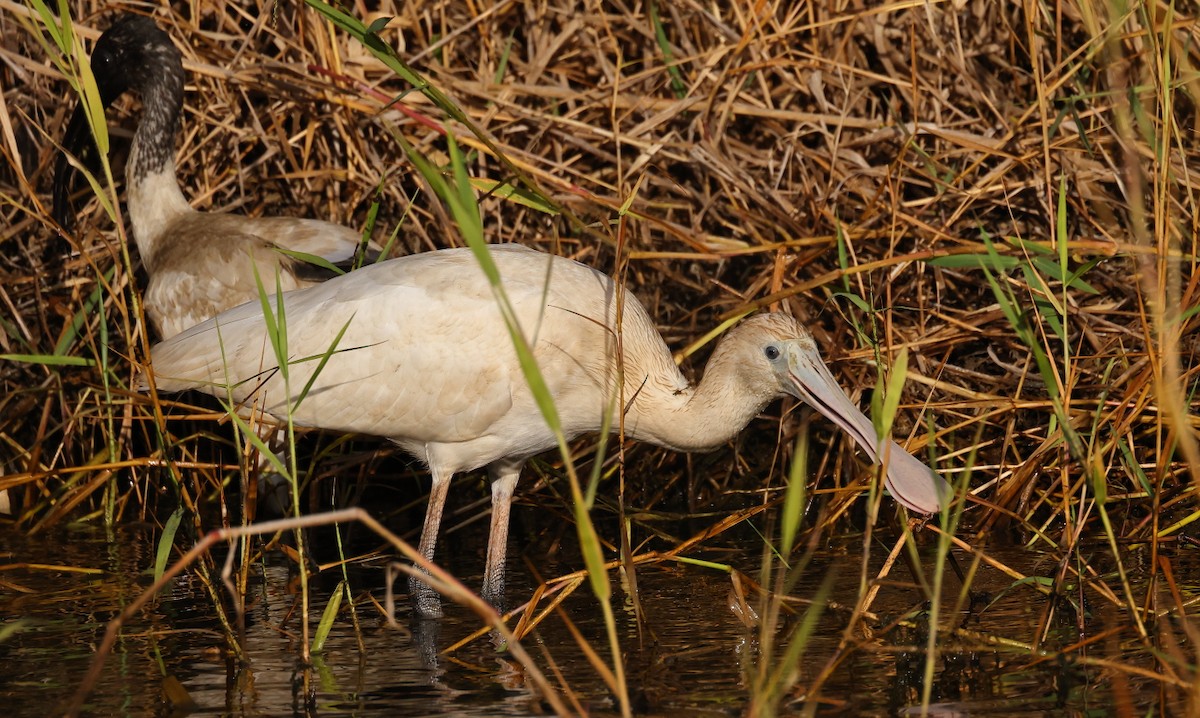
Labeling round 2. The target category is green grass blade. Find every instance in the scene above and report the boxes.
[291,318,354,412]
[274,249,346,276]
[649,0,686,98]
[311,581,345,654]
[780,428,809,557]
[251,265,289,378]
[0,353,95,367]
[54,266,114,356]
[494,33,514,85]
[879,347,908,439]
[154,506,185,582]
[468,177,560,214]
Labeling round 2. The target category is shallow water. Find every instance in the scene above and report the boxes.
[0,513,1178,716]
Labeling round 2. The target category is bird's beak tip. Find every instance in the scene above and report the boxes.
[883,451,953,515]
[782,343,953,515]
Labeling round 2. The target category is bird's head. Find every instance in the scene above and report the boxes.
[721,312,948,514]
[89,15,181,103]
[53,14,183,229]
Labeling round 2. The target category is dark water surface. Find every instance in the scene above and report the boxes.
[0,515,1172,716]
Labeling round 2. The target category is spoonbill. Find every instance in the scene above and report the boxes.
[145,244,951,616]
[53,14,378,340]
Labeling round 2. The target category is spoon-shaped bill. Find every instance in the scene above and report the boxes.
[784,346,950,514]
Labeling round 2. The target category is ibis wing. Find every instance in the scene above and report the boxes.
[243,215,382,264]
[145,221,313,339]
[149,249,584,444]
[149,245,628,446]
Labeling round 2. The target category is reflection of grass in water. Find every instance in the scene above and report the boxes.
[60,507,570,716]
[3,525,1178,715]
[2,0,1199,713]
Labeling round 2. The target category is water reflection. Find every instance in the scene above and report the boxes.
[0,521,1178,716]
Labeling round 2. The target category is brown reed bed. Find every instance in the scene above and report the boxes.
[1,0,1198,713]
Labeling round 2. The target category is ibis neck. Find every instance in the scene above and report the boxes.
[126,58,191,268]
[625,345,777,452]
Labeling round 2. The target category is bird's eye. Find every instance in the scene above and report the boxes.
[764,345,781,361]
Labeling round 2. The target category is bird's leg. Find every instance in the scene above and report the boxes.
[253,426,292,517]
[481,461,523,611]
[411,467,453,618]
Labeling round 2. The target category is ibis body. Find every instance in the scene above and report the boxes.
[147,244,952,616]
[53,14,375,339]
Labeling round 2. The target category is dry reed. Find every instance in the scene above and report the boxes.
[1,0,1197,712]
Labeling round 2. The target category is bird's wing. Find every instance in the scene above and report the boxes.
[244,215,383,263]
[145,221,313,338]
[148,249,583,444]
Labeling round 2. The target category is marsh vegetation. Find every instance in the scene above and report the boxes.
[1,0,1197,715]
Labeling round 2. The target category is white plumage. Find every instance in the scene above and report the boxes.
[147,244,951,616]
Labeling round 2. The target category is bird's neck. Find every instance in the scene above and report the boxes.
[624,343,777,452]
[126,63,191,267]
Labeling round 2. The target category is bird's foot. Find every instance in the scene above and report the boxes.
[481,580,508,616]
[409,572,444,619]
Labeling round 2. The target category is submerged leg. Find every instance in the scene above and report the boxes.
[410,466,453,618]
[481,461,523,609]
